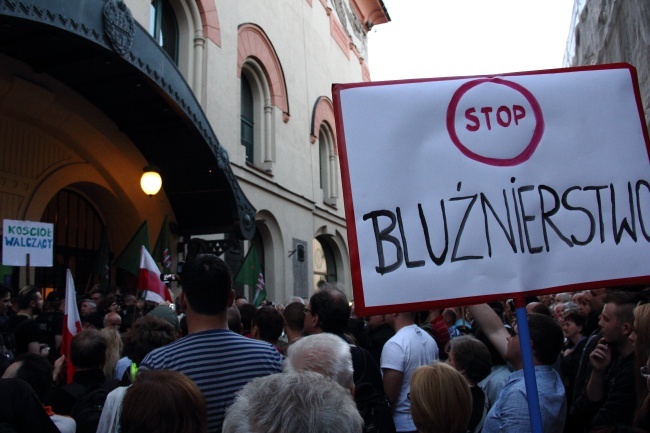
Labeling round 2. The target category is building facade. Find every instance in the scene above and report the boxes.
[0,0,389,304]
[567,0,650,129]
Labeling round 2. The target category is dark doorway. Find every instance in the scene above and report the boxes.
[36,189,106,293]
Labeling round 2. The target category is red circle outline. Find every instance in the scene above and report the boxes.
[446,78,545,167]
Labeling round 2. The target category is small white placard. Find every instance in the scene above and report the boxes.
[2,219,54,266]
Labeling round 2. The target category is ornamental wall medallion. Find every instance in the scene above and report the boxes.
[103,0,134,56]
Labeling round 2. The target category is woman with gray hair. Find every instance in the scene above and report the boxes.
[223,371,363,433]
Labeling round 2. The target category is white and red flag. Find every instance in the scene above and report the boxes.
[61,269,82,383]
[252,272,266,307]
[137,245,173,304]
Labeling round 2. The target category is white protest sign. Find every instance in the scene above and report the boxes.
[333,64,650,315]
[2,219,54,266]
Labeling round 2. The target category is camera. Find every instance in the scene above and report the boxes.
[160,273,180,282]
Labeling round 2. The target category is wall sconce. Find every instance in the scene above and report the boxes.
[288,244,305,262]
[140,165,162,196]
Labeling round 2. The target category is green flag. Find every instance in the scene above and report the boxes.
[93,228,111,289]
[114,221,149,277]
[234,245,266,306]
[153,216,172,274]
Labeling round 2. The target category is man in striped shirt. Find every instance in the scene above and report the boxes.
[141,254,283,432]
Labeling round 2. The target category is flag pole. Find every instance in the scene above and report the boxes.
[25,253,30,285]
[514,297,543,433]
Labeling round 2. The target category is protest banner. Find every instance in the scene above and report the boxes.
[333,64,650,315]
[2,219,54,266]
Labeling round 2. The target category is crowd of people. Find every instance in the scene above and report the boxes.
[0,257,649,433]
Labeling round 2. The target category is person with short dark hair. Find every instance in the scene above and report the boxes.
[46,328,119,433]
[6,353,56,401]
[570,287,609,413]
[3,353,76,433]
[304,286,384,381]
[304,285,351,336]
[98,315,179,433]
[251,306,284,351]
[46,329,118,416]
[362,314,396,366]
[468,305,566,433]
[0,284,14,375]
[238,303,257,337]
[7,285,46,357]
[304,284,393,432]
[70,329,107,370]
[120,369,207,433]
[140,254,283,432]
[561,311,587,406]
[446,335,492,433]
[381,311,439,432]
[282,301,305,347]
[88,288,104,306]
[0,283,13,328]
[570,291,644,431]
[227,305,242,334]
[0,378,60,433]
[37,291,65,363]
[119,315,178,380]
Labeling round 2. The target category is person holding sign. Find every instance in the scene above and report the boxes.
[468,304,566,433]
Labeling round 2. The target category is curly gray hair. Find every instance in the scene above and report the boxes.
[283,333,354,391]
[222,371,363,433]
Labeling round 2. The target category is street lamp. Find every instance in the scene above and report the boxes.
[140,165,162,196]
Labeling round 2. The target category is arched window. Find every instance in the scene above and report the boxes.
[311,97,339,207]
[240,74,255,163]
[319,125,338,206]
[150,0,179,64]
[238,24,289,172]
[240,62,273,170]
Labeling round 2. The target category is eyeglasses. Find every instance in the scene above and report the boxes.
[641,366,650,379]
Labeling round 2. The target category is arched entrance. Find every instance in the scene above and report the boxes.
[35,189,106,293]
[313,236,337,289]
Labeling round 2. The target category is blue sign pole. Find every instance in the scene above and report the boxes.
[514,298,543,433]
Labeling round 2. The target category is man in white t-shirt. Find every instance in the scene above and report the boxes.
[381,312,439,433]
